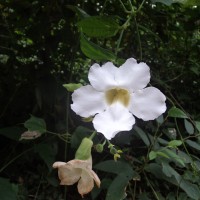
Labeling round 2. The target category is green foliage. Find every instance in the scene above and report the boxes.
[168,107,188,118]
[77,16,120,38]
[80,34,117,61]
[95,160,138,200]
[24,115,46,134]
[0,0,200,199]
[0,178,18,200]
[34,143,57,171]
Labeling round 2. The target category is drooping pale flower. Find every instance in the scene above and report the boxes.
[19,130,41,140]
[71,58,166,140]
[53,137,101,197]
[53,158,100,198]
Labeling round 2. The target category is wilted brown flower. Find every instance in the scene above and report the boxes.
[53,157,100,197]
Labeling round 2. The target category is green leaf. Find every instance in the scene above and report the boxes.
[0,126,24,141]
[133,126,150,146]
[168,107,188,119]
[156,114,164,124]
[161,161,180,181]
[91,178,112,199]
[95,160,137,200]
[145,163,166,179]
[63,83,82,92]
[180,180,200,200]
[195,121,200,132]
[156,151,170,159]
[34,143,57,171]
[94,160,134,178]
[163,148,185,167]
[71,126,92,149]
[149,151,157,160]
[0,178,18,200]
[77,16,120,38]
[24,115,46,134]
[184,119,194,135]
[186,139,200,151]
[80,34,117,61]
[105,174,128,200]
[168,140,183,148]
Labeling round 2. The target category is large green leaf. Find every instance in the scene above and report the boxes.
[77,16,120,38]
[105,174,128,200]
[24,115,46,134]
[133,126,150,146]
[167,140,182,148]
[146,163,200,199]
[94,160,134,177]
[184,119,194,135]
[168,107,188,118]
[195,121,200,132]
[186,139,200,151]
[34,143,57,171]
[180,180,200,200]
[95,160,137,200]
[80,35,116,61]
[161,161,180,181]
[0,178,18,200]
[0,126,24,141]
[162,148,185,167]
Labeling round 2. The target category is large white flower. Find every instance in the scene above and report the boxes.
[71,58,166,140]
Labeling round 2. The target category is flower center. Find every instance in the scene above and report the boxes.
[105,88,130,107]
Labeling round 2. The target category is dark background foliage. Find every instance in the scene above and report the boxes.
[0,0,200,199]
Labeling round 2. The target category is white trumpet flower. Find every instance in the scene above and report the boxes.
[71,58,166,139]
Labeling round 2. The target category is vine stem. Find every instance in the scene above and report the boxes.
[133,16,142,60]
[143,172,160,200]
[115,29,125,56]
[118,0,131,13]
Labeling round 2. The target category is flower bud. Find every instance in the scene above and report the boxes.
[95,144,104,153]
[109,146,118,155]
[75,137,93,160]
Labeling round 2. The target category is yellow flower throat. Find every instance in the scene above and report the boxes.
[105,88,130,107]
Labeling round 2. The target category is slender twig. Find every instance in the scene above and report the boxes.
[136,0,146,14]
[133,16,142,60]
[34,174,43,200]
[115,29,125,56]
[143,172,160,200]
[118,0,131,13]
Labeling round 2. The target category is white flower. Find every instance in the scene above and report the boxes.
[71,58,166,140]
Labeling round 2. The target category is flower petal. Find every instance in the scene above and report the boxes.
[88,62,118,91]
[88,169,101,188]
[53,161,66,168]
[57,163,81,185]
[129,87,166,121]
[71,85,106,118]
[116,58,150,92]
[68,159,92,170]
[78,170,94,197]
[93,103,135,139]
